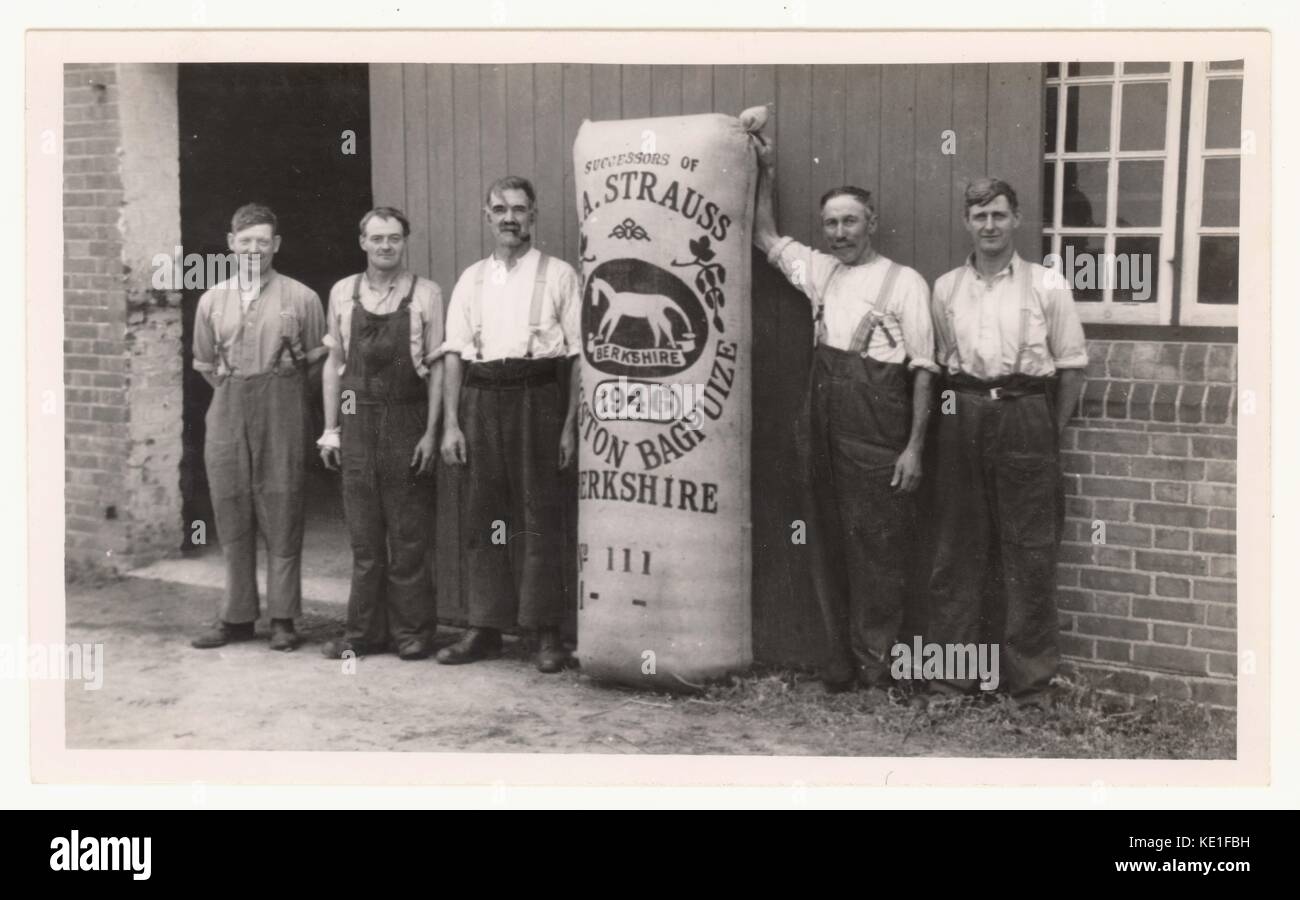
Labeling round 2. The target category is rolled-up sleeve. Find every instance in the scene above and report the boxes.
[893,269,940,374]
[415,279,447,375]
[192,291,218,373]
[765,236,837,310]
[930,271,959,373]
[556,263,582,357]
[440,267,475,358]
[1044,282,1089,370]
[299,289,326,355]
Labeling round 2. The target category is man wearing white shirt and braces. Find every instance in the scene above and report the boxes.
[750,133,939,695]
[438,176,582,673]
[927,177,1087,708]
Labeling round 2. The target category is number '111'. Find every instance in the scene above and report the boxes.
[606,547,651,575]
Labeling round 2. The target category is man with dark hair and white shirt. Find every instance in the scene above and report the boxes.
[750,133,939,696]
[927,177,1087,709]
[438,176,582,673]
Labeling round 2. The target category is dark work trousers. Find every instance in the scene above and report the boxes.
[461,357,566,632]
[205,367,306,624]
[796,344,914,687]
[926,373,1062,697]
[339,293,436,648]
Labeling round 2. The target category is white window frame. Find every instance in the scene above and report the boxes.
[1043,62,1183,325]
[1179,61,1243,327]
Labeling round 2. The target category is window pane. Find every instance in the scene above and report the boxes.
[1208,60,1244,70]
[1044,85,1058,151]
[1197,235,1239,304]
[1117,160,1164,227]
[1064,85,1112,152]
[1120,82,1167,150]
[1043,162,1057,226]
[1045,62,1060,79]
[1062,161,1108,227]
[1204,78,1243,149]
[1060,235,1106,301]
[1067,62,1114,76]
[1123,62,1170,74]
[1113,236,1160,303]
[1201,157,1241,227]
[1041,235,1054,267]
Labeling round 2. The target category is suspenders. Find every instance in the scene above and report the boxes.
[470,252,550,361]
[847,261,902,356]
[944,261,1038,376]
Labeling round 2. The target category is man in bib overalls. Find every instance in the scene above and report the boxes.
[751,137,939,694]
[191,203,326,651]
[317,207,445,661]
[438,176,582,673]
[927,178,1087,708]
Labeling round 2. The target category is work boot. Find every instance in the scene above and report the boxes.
[269,618,301,652]
[321,638,369,659]
[435,627,501,665]
[398,638,431,661]
[535,629,570,674]
[190,620,255,649]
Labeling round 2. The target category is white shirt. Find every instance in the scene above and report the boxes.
[766,236,939,373]
[932,253,1089,380]
[443,246,582,361]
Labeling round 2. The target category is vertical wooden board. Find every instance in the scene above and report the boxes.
[590,64,621,123]
[621,65,652,119]
[774,65,812,247]
[712,65,744,118]
[682,65,713,114]
[505,64,536,186]
[810,65,847,239]
[877,65,917,263]
[478,64,509,259]
[650,65,683,117]
[401,63,431,280]
[368,64,406,221]
[912,64,953,283]
[986,64,1045,261]
[426,65,457,292]
[742,65,777,149]
[533,64,565,259]
[452,65,483,280]
[562,64,593,263]
[844,65,881,196]
[950,64,989,269]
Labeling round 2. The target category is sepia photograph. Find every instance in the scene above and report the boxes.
[29,27,1268,780]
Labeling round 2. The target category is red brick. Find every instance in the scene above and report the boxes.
[1149,433,1189,457]
[1078,431,1149,455]
[1057,589,1088,612]
[1208,509,1235,530]
[1094,499,1134,522]
[1134,502,1208,528]
[1152,624,1189,645]
[1092,454,1131,476]
[1191,680,1236,708]
[1210,557,1236,579]
[1089,592,1132,616]
[1194,531,1235,555]
[1205,460,1236,483]
[1152,481,1189,504]
[1152,527,1190,551]
[1205,604,1236,628]
[1135,550,1207,576]
[1101,523,1151,548]
[1095,639,1131,663]
[1155,576,1190,598]
[1208,652,1236,676]
[1193,580,1236,604]
[1132,457,1205,481]
[1132,644,1207,676]
[1190,627,1235,652]
[1191,483,1235,507]
[1190,436,1235,460]
[1078,615,1149,641]
[1094,547,1133,569]
[1132,597,1205,623]
[1080,568,1150,594]
[1205,345,1236,382]
[1081,477,1151,500]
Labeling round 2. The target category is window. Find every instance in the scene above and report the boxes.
[1042,61,1244,327]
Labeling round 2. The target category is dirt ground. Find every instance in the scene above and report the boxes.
[64,576,1235,759]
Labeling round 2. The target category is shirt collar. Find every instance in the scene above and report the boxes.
[488,245,538,274]
[363,268,409,295]
[966,251,1021,282]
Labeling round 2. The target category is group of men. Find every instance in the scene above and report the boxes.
[188,132,1086,707]
[190,176,580,673]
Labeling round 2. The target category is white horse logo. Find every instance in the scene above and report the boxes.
[590,277,683,348]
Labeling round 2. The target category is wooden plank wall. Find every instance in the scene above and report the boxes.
[370,62,1045,663]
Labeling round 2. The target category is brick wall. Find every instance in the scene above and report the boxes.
[1058,339,1238,708]
[64,63,182,576]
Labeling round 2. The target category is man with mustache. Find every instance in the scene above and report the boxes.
[438,176,582,673]
[750,134,939,695]
[191,203,326,651]
[927,178,1087,709]
[317,207,446,661]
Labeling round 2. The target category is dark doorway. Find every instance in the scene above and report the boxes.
[178,64,372,549]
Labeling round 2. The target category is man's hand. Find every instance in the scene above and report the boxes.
[558,427,576,471]
[441,424,467,466]
[752,133,776,172]
[891,445,923,493]
[411,433,437,476]
[320,446,340,472]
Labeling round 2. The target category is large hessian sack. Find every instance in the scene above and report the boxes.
[572,113,756,689]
